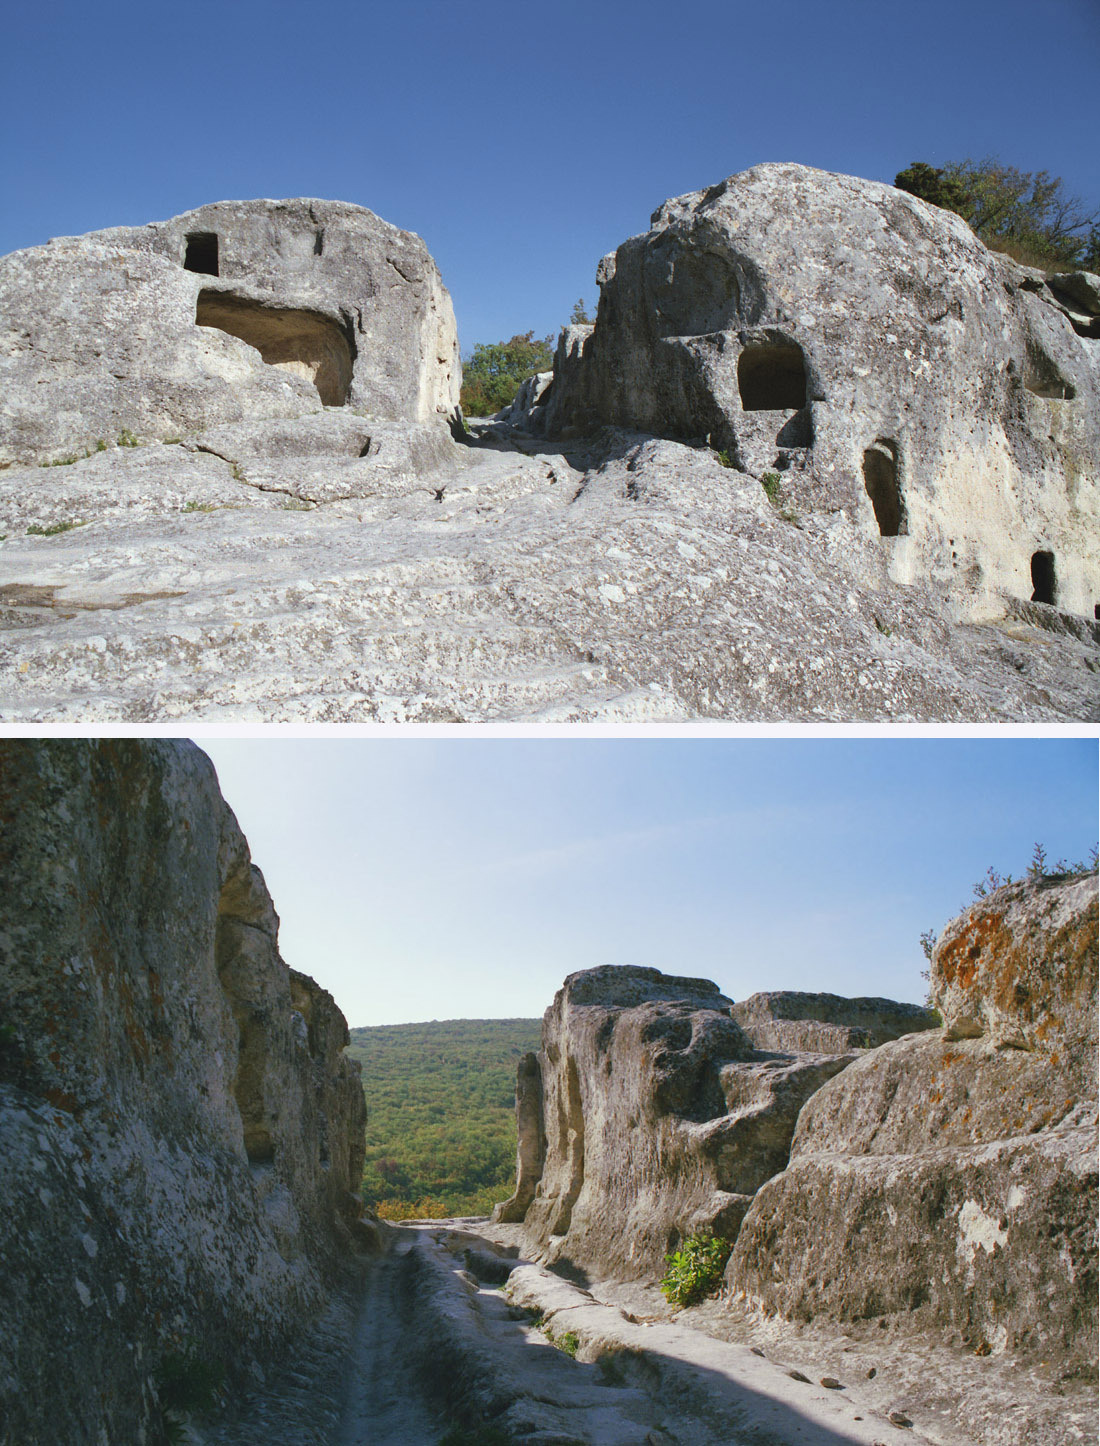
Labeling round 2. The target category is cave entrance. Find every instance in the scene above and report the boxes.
[196,290,354,406]
[737,343,806,411]
[184,232,219,276]
[1031,550,1056,605]
[862,440,906,536]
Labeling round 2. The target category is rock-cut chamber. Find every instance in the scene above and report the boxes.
[196,290,355,407]
[862,439,906,536]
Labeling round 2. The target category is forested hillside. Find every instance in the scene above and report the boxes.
[346,1018,542,1219]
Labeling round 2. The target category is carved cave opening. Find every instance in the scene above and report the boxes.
[862,440,906,537]
[184,232,220,277]
[738,342,807,411]
[196,290,354,406]
[1031,550,1056,605]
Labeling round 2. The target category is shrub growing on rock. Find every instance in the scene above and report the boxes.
[660,1233,732,1308]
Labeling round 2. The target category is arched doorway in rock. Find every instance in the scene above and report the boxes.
[862,439,905,536]
[1031,550,1056,605]
[196,290,355,407]
[737,342,806,411]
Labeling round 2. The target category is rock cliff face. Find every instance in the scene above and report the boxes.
[726,873,1098,1370]
[0,740,368,1445]
[0,198,460,467]
[539,163,1100,621]
[497,966,937,1281]
[505,876,1097,1373]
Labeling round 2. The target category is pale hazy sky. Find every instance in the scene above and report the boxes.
[196,737,1097,1028]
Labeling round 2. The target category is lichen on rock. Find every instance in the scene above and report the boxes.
[726,871,1098,1371]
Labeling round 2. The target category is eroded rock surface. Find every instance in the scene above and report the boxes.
[1,179,1097,723]
[726,873,1098,1373]
[499,966,933,1282]
[732,990,938,1052]
[0,740,369,1445]
[0,198,459,467]
[539,163,1100,621]
[1,426,1098,722]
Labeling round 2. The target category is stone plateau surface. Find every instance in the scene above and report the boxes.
[0,173,1097,722]
[1,423,1097,722]
[0,740,369,1445]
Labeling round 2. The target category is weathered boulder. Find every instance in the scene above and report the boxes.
[0,740,369,1444]
[541,163,1100,621]
[501,967,932,1281]
[934,870,1098,1055]
[732,990,939,1052]
[726,872,1098,1371]
[0,198,460,466]
[492,368,554,428]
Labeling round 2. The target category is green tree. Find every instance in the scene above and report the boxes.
[893,161,970,217]
[459,332,555,417]
[894,157,1099,270]
[570,297,594,325]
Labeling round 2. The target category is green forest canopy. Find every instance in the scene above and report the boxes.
[346,1017,542,1219]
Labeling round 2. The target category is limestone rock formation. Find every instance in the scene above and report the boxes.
[1,179,1097,724]
[538,163,1100,622]
[732,990,938,1052]
[0,198,460,467]
[498,966,935,1281]
[0,740,369,1444]
[726,872,1098,1371]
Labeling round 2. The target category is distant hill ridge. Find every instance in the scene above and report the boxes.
[346,1018,541,1217]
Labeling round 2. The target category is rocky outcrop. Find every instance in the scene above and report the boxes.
[726,872,1098,1371]
[2,178,1097,725]
[0,198,460,467]
[732,990,938,1052]
[500,966,934,1281]
[0,740,369,1445]
[539,163,1100,622]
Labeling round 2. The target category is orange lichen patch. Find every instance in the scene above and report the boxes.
[45,1087,78,1113]
[937,908,1013,992]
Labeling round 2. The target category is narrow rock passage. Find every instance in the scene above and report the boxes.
[337,1234,445,1446]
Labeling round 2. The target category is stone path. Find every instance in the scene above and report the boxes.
[199,1217,1096,1445]
[336,1232,444,1446]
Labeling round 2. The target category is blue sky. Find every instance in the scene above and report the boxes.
[198,738,1098,1027]
[4,0,1098,348]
